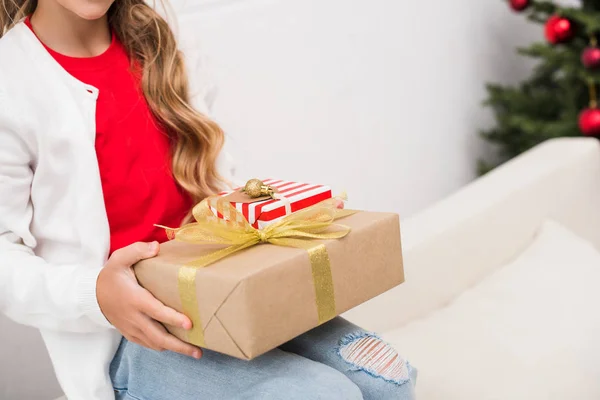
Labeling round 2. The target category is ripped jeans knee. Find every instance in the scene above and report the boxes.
[338,332,413,386]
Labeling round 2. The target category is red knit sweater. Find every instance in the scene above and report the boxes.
[26,18,192,254]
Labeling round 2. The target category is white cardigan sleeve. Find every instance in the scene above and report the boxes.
[0,103,113,333]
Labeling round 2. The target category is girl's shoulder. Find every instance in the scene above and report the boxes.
[0,22,31,60]
[0,24,46,145]
[0,23,37,94]
[0,28,23,119]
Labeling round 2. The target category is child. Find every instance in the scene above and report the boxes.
[0,1,416,399]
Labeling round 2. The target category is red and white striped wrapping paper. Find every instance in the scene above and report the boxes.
[218,179,333,229]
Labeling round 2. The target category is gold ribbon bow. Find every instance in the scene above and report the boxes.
[161,195,355,347]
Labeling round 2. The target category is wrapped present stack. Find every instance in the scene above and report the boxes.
[134,179,404,360]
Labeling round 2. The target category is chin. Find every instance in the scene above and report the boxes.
[66,0,115,20]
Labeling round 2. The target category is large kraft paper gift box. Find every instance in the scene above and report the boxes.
[134,192,404,360]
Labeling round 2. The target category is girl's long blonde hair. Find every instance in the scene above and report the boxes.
[1,0,225,208]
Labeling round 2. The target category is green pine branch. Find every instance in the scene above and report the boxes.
[479,0,599,174]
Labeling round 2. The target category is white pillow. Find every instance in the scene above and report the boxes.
[383,220,600,400]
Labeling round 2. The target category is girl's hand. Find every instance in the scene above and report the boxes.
[97,242,203,359]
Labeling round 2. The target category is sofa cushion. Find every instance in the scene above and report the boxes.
[383,220,600,400]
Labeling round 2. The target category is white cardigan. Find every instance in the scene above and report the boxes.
[0,22,234,399]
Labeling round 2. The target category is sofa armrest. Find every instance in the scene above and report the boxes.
[344,137,600,332]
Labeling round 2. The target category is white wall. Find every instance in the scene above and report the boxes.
[172,0,541,216]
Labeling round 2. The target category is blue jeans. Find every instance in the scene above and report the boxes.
[110,317,416,400]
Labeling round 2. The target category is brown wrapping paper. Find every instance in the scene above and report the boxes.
[134,211,404,360]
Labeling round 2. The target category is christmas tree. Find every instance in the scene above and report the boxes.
[480,0,600,173]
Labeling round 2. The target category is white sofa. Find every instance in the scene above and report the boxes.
[347,136,600,329]
[2,137,598,399]
[344,137,600,399]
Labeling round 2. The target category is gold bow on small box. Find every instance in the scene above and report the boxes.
[159,193,355,347]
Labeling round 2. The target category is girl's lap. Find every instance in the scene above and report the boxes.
[110,317,417,400]
[110,339,362,400]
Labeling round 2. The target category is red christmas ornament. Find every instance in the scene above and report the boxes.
[509,0,530,11]
[582,47,600,69]
[544,15,574,45]
[578,108,600,136]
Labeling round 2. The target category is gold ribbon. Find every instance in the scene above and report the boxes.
[160,195,355,347]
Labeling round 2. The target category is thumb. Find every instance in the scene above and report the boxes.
[109,241,160,268]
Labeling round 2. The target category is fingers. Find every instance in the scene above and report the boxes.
[138,288,192,330]
[110,241,160,267]
[144,317,203,359]
[126,334,155,351]
[107,242,201,359]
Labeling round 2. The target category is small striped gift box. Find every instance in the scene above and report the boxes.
[218,179,333,229]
